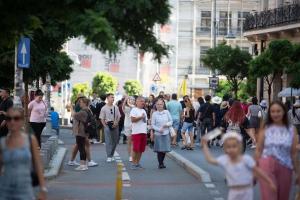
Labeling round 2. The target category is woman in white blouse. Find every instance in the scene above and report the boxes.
[151,99,173,169]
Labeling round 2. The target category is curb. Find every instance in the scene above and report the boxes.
[167,151,212,183]
[60,125,72,130]
[44,147,67,179]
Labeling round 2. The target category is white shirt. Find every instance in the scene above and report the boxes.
[216,154,255,187]
[130,107,147,135]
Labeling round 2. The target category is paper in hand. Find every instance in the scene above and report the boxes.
[203,128,222,141]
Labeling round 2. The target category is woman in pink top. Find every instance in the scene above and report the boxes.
[28,90,47,147]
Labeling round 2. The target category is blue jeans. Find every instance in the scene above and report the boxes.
[52,127,60,136]
[172,119,180,130]
[181,122,194,134]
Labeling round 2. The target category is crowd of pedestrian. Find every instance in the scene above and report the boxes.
[90,91,299,200]
[1,85,300,200]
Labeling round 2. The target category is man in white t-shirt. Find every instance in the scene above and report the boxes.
[130,96,147,169]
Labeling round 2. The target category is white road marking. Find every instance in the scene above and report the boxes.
[204,183,216,188]
[122,172,130,181]
[115,151,131,188]
[214,198,224,200]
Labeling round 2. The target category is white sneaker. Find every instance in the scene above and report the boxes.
[75,165,88,171]
[129,156,133,162]
[68,160,80,166]
[88,160,98,167]
[251,144,256,149]
[106,157,112,162]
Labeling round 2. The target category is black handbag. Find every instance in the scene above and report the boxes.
[28,133,40,187]
[107,107,116,130]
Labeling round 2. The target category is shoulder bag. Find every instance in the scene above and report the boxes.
[166,111,176,137]
[28,133,40,187]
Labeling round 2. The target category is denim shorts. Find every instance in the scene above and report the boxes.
[172,119,180,130]
[181,122,194,134]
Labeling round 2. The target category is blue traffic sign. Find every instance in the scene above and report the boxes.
[17,37,30,68]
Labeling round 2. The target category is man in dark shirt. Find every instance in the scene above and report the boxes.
[90,93,102,143]
[98,94,106,143]
[180,95,189,109]
[198,95,215,137]
[0,88,13,137]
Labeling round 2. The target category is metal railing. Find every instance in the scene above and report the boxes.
[244,2,300,31]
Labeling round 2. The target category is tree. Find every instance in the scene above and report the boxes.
[202,43,252,98]
[0,0,171,61]
[286,43,300,88]
[215,80,231,99]
[250,40,293,103]
[123,80,143,96]
[71,83,91,103]
[215,80,254,101]
[92,72,117,97]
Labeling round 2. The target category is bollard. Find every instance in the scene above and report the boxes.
[115,163,123,200]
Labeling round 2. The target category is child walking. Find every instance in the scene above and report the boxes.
[202,132,276,200]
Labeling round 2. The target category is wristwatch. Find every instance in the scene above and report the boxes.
[40,186,48,193]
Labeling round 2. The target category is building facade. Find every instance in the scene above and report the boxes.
[140,0,259,98]
[67,38,138,92]
[244,0,300,101]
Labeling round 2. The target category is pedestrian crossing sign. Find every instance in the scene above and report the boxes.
[152,72,161,82]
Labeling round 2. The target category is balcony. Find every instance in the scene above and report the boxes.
[244,3,300,31]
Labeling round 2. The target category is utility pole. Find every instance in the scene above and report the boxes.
[14,44,24,108]
[211,0,218,96]
[213,0,217,49]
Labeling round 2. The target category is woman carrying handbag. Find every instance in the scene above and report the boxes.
[0,107,47,200]
[151,99,173,169]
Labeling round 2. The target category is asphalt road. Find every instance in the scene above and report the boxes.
[47,130,215,200]
[47,130,297,200]
[173,143,297,200]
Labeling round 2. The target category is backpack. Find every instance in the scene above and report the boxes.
[83,109,97,135]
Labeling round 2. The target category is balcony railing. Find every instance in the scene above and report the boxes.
[244,2,300,31]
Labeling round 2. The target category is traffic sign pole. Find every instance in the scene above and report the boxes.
[13,43,24,107]
[14,37,30,107]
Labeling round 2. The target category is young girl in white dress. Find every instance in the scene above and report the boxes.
[202,132,276,200]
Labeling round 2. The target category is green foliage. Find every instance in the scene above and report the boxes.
[286,43,300,88]
[0,0,171,90]
[215,79,255,101]
[123,80,143,96]
[0,0,171,61]
[215,80,231,98]
[92,72,117,97]
[202,43,252,98]
[71,83,91,103]
[250,39,294,102]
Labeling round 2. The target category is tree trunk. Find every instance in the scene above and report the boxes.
[233,80,239,99]
[267,83,272,105]
[24,81,29,132]
[36,79,40,89]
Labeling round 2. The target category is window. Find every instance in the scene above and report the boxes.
[241,47,250,53]
[218,11,231,36]
[197,46,210,75]
[237,12,250,35]
[199,11,211,35]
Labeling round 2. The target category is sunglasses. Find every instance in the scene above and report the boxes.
[6,116,23,122]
